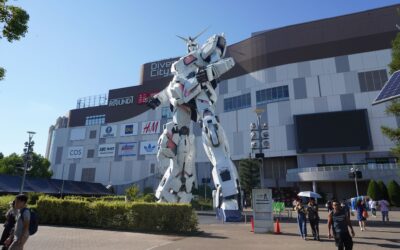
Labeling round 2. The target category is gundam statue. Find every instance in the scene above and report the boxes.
[146,32,242,217]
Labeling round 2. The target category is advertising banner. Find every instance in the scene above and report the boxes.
[100,125,117,138]
[67,146,84,159]
[141,120,160,135]
[120,123,138,136]
[98,144,116,157]
[118,142,137,156]
[70,128,86,141]
[139,141,158,155]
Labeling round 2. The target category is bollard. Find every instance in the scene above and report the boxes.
[274,218,281,234]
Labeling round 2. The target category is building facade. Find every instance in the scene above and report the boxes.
[47,5,400,198]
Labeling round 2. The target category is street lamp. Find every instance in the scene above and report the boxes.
[20,131,35,194]
[250,108,269,188]
[349,166,362,197]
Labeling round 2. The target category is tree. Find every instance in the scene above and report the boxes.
[377,180,390,201]
[0,0,30,80]
[381,28,400,158]
[367,180,380,200]
[239,158,260,205]
[0,152,4,159]
[387,180,400,206]
[0,152,52,178]
[125,184,140,201]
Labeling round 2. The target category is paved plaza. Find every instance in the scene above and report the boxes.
[25,210,400,250]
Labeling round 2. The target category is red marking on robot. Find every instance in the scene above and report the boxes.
[183,54,197,65]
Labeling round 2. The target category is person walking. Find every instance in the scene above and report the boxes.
[368,199,377,217]
[307,198,320,241]
[356,199,367,231]
[328,200,355,250]
[379,199,390,222]
[294,198,307,240]
[0,201,17,250]
[4,194,30,250]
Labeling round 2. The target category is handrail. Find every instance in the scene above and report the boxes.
[287,163,400,174]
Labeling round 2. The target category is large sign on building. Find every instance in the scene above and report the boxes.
[100,125,117,138]
[98,144,116,157]
[120,123,138,136]
[70,128,86,141]
[118,142,137,156]
[67,146,84,159]
[108,96,134,107]
[141,120,160,135]
[139,141,158,155]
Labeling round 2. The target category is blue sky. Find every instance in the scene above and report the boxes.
[1,0,399,157]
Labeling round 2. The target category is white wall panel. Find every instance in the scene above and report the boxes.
[286,63,298,79]
[267,103,279,126]
[322,58,337,74]
[361,51,379,70]
[331,74,346,95]
[348,53,364,71]
[327,95,342,111]
[319,74,333,96]
[276,64,288,81]
[310,59,324,76]
[305,76,320,98]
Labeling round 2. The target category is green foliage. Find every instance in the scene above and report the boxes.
[140,193,156,202]
[239,158,260,204]
[143,187,154,195]
[367,180,380,200]
[192,184,212,199]
[27,192,44,205]
[0,0,29,81]
[0,67,4,81]
[125,185,140,201]
[35,196,198,232]
[387,180,400,206]
[0,195,14,223]
[377,180,390,201]
[389,32,400,74]
[191,198,213,211]
[0,152,52,178]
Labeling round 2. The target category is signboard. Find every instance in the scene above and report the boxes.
[98,144,116,157]
[70,128,86,141]
[118,142,137,156]
[137,92,159,105]
[252,188,273,233]
[108,96,134,107]
[67,146,83,159]
[120,123,138,136]
[139,141,158,155]
[141,120,160,134]
[100,125,117,138]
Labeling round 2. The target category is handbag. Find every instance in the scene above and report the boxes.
[362,209,369,219]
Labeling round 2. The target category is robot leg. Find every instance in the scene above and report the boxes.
[176,134,196,203]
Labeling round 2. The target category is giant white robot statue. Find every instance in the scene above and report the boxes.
[146,32,242,216]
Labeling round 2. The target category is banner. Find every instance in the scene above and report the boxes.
[141,120,160,134]
[100,125,117,138]
[118,142,137,156]
[67,146,84,159]
[70,128,86,141]
[120,123,138,136]
[139,140,158,155]
[98,144,116,157]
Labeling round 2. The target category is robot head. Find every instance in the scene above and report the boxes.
[176,27,208,53]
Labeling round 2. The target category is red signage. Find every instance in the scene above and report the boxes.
[137,92,159,104]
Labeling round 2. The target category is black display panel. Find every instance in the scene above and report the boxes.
[294,109,373,153]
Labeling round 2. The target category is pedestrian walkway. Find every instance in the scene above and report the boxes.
[24,211,400,250]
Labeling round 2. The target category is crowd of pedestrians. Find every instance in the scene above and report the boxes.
[293,196,392,250]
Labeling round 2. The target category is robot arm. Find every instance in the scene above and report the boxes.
[196,57,235,84]
[145,87,170,110]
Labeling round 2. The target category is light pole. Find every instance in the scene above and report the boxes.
[250,108,269,188]
[349,165,362,197]
[20,131,35,194]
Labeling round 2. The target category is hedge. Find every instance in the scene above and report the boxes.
[36,196,198,233]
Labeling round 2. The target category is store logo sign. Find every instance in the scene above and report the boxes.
[108,96,134,107]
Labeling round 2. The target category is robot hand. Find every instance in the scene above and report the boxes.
[196,68,209,83]
[145,96,161,109]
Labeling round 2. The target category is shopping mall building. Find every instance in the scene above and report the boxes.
[46,5,400,199]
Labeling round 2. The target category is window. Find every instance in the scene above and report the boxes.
[89,130,97,139]
[358,69,388,92]
[150,163,155,174]
[256,85,289,105]
[224,93,251,112]
[161,106,173,119]
[81,168,95,182]
[85,115,105,126]
[87,149,95,158]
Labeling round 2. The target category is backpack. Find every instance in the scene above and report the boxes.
[20,208,38,235]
